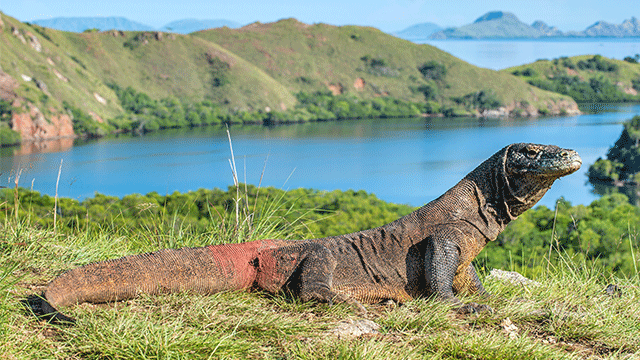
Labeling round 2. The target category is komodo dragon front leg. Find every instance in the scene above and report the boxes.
[425,228,491,313]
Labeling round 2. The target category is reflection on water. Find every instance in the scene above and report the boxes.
[0,104,638,208]
[0,138,74,157]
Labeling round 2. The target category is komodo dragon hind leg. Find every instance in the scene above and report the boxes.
[258,243,366,314]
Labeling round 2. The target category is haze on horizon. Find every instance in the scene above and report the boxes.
[4,0,639,33]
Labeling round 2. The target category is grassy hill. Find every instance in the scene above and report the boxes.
[504,55,640,104]
[1,12,578,142]
[194,19,575,114]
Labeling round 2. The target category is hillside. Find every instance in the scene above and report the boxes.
[0,12,578,143]
[504,55,640,103]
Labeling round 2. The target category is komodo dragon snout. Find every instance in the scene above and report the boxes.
[26,143,581,321]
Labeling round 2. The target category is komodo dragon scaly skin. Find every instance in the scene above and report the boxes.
[27,143,581,321]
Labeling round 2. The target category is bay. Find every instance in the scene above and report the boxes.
[417,38,640,70]
[1,104,638,208]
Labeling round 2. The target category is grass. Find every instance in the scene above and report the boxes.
[1,189,639,359]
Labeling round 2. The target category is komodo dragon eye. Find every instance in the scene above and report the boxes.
[524,146,540,158]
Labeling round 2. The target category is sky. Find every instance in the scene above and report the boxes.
[1,0,638,33]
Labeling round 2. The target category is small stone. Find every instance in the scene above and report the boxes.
[329,319,380,338]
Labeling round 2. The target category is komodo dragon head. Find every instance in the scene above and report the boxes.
[479,143,582,223]
[496,143,582,220]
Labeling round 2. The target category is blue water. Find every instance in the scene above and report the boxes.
[1,104,638,208]
[417,38,640,70]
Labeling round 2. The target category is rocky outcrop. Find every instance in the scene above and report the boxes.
[478,99,580,118]
[0,70,19,101]
[531,21,564,37]
[11,105,75,141]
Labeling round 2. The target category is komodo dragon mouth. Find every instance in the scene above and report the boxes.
[26,143,581,322]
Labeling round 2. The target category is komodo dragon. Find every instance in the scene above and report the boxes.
[27,143,581,322]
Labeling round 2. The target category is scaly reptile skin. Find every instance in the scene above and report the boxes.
[27,143,581,321]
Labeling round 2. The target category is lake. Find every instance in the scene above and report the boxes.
[1,104,638,208]
[417,38,640,70]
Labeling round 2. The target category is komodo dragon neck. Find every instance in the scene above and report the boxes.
[334,147,518,250]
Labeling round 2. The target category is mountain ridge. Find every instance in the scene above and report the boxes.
[395,11,640,39]
[31,16,241,34]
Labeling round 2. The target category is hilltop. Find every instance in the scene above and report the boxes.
[0,12,577,144]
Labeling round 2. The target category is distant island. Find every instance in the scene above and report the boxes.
[31,16,241,34]
[394,11,640,40]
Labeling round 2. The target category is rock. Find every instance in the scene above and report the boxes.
[34,79,49,94]
[500,317,519,339]
[21,74,32,82]
[487,269,541,287]
[329,319,380,338]
[0,14,4,30]
[93,92,107,105]
[328,83,343,95]
[11,105,75,141]
[12,27,27,44]
[25,31,42,52]
[354,77,365,91]
[605,284,622,297]
[53,69,68,82]
[0,70,18,101]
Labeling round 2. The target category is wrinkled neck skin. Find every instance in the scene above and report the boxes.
[463,147,555,238]
[320,147,556,248]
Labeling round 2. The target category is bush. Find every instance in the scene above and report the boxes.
[0,126,21,146]
[418,61,447,81]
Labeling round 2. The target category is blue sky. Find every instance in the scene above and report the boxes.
[2,0,638,33]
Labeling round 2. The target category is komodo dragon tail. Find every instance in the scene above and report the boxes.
[26,242,271,322]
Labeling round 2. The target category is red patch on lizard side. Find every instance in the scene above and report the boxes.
[206,240,278,289]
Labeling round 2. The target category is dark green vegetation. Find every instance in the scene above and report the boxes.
[588,115,640,185]
[1,184,639,358]
[588,116,640,205]
[506,55,640,103]
[0,12,578,142]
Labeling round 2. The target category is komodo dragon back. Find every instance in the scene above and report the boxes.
[26,143,581,321]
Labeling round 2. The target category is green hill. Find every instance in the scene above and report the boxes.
[0,12,578,142]
[504,55,640,103]
[194,19,576,115]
